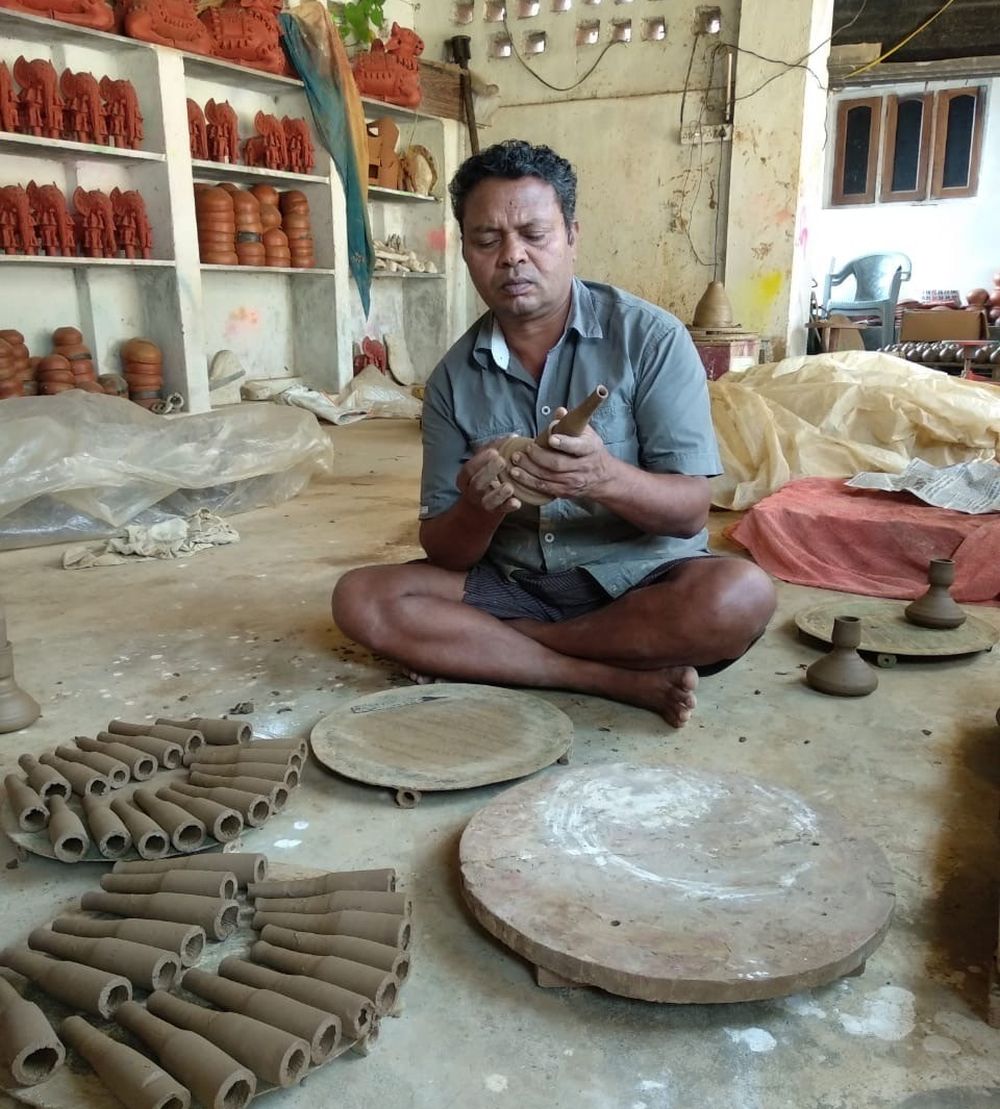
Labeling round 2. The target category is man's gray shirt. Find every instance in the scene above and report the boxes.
[420,278,723,597]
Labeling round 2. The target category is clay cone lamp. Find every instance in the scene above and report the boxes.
[905,558,966,629]
[251,908,411,949]
[0,606,40,734]
[113,852,267,887]
[28,928,180,992]
[260,925,410,981]
[145,990,310,1088]
[62,1016,191,1109]
[115,1000,256,1109]
[0,976,65,1088]
[691,280,735,329]
[248,867,396,898]
[250,939,398,1015]
[80,890,240,941]
[0,946,131,1017]
[805,616,878,697]
[51,916,205,968]
[3,774,48,832]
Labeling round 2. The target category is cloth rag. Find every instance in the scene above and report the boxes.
[63,509,239,569]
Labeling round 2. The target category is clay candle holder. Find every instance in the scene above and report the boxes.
[101,869,238,900]
[107,719,205,755]
[120,337,163,404]
[190,760,298,787]
[186,745,302,770]
[0,975,65,1088]
[28,928,180,992]
[250,908,410,950]
[252,889,409,915]
[38,751,108,797]
[60,1015,190,1109]
[55,743,130,787]
[805,616,878,697]
[259,926,410,982]
[188,770,288,810]
[81,793,133,859]
[115,1000,256,1109]
[157,715,251,745]
[168,781,272,826]
[112,851,267,887]
[905,558,967,629]
[155,786,244,843]
[131,788,206,852]
[0,946,131,1018]
[80,890,240,941]
[16,754,71,801]
[247,868,396,898]
[108,796,171,860]
[51,916,205,968]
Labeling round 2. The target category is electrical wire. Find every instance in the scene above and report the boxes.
[501,12,624,92]
[845,0,960,77]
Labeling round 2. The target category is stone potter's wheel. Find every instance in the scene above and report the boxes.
[311,684,573,807]
[796,598,999,667]
[459,764,895,1003]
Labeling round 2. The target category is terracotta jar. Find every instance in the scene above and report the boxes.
[250,184,280,209]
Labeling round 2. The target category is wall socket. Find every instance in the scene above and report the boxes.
[680,122,733,144]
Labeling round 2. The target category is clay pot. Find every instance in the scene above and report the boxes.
[107,796,171,859]
[38,354,72,373]
[195,187,235,213]
[904,558,966,629]
[28,928,180,992]
[145,990,310,1088]
[101,868,237,900]
[0,946,131,1018]
[805,616,878,697]
[158,715,252,745]
[3,774,49,832]
[251,908,411,950]
[250,184,280,208]
[0,975,65,1087]
[97,727,185,767]
[81,793,133,859]
[120,339,162,365]
[259,203,281,230]
[51,916,206,968]
[156,786,244,842]
[188,771,288,810]
[112,852,267,887]
[247,868,394,899]
[61,1015,190,1109]
[107,720,205,755]
[38,752,108,797]
[54,743,130,787]
[218,957,375,1041]
[16,754,71,801]
[115,1001,256,1109]
[168,782,272,826]
[80,890,240,941]
[52,326,83,345]
[260,926,409,981]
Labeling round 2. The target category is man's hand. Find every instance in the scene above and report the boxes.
[457,442,522,515]
[507,408,614,501]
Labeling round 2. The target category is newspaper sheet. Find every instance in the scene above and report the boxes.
[846,458,1000,514]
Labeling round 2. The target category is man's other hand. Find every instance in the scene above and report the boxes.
[507,408,612,500]
[456,442,523,515]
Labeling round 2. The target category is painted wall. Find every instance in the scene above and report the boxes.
[809,77,1000,300]
[408,0,741,323]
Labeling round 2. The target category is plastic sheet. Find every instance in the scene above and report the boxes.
[0,392,335,551]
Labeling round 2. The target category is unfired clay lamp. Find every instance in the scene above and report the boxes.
[0,606,40,734]
[16,755,70,800]
[46,795,90,861]
[188,770,288,810]
[167,781,271,826]
[691,280,736,329]
[156,785,243,842]
[0,975,65,1088]
[157,715,251,745]
[253,889,410,916]
[181,967,341,1065]
[805,616,878,697]
[81,793,132,858]
[28,928,180,992]
[76,735,157,779]
[98,729,184,768]
[108,719,205,756]
[80,890,240,941]
[218,957,375,1042]
[496,385,610,507]
[3,773,48,832]
[260,926,410,982]
[186,744,303,770]
[54,743,130,786]
[190,759,298,787]
[101,868,237,900]
[112,851,267,886]
[250,940,398,1016]
[248,867,395,898]
[61,1015,190,1109]
[108,796,170,859]
[38,751,108,797]
[51,916,205,968]
[146,990,310,1088]
[251,908,410,949]
[904,558,967,630]
[132,788,206,851]
[0,946,131,1018]
[116,1000,256,1109]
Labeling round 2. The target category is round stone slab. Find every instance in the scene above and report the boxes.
[796,598,998,658]
[460,763,895,1003]
[311,684,573,793]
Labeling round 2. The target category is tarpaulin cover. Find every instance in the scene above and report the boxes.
[727,477,1000,603]
[0,391,335,550]
[709,351,1000,510]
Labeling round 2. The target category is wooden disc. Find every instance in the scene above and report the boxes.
[311,683,573,793]
[460,763,895,1003]
[795,598,998,658]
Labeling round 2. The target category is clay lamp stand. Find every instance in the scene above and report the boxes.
[190,759,298,787]
[61,1015,190,1109]
[54,743,130,787]
[805,616,878,697]
[905,558,967,629]
[28,928,180,992]
[181,967,341,1065]
[280,190,315,269]
[251,908,411,949]
[51,916,205,968]
[16,754,70,801]
[218,957,375,1042]
[76,734,157,780]
[53,326,98,389]
[108,796,171,859]
[108,719,206,756]
[495,385,610,507]
[81,792,133,858]
[186,743,304,770]
[0,606,40,732]
[46,795,91,862]
[253,889,410,916]
[99,728,185,768]
[168,781,272,826]
[248,867,396,898]
[157,714,252,745]
[145,990,310,1088]
[195,186,237,266]
[156,785,244,843]
[259,926,410,983]
[80,890,240,941]
[188,770,289,810]
[101,868,238,901]
[115,1000,256,1109]
[3,773,48,832]
[113,851,267,888]
[120,337,164,409]
[0,975,65,1089]
[0,946,131,1018]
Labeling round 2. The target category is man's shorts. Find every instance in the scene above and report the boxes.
[462,555,714,623]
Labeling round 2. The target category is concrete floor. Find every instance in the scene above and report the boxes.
[2,418,999,1109]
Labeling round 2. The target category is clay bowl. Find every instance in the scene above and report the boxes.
[197,217,237,231]
[37,372,76,386]
[70,361,96,376]
[236,252,267,268]
[38,355,72,373]
[201,252,240,266]
[195,187,235,213]
[280,189,308,210]
[231,190,260,210]
[283,218,311,235]
[265,255,292,269]
[120,339,162,365]
[250,184,280,208]
[259,203,282,231]
[55,343,91,357]
[218,183,243,196]
[52,326,83,345]
[290,257,317,270]
[262,228,288,248]
[199,236,237,251]
[41,381,75,395]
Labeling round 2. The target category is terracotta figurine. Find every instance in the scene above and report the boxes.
[110,188,153,260]
[27,182,75,257]
[73,187,117,258]
[14,56,63,139]
[0,0,115,31]
[205,98,239,163]
[187,98,208,160]
[59,70,106,144]
[200,0,287,75]
[0,61,18,134]
[282,117,314,174]
[244,110,288,170]
[351,23,424,109]
[99,77,143,150]
[122,0,214,55]
[0,186,39,255]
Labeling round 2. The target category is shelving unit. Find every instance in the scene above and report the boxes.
[0,7,468,412]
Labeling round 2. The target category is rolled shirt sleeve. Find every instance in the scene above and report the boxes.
[419,365,468,521]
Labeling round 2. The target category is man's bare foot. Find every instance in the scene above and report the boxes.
[620,665,699,728]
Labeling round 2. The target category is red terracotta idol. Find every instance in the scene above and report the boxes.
[201,0,286,75]
[60,70,107,145]
[244,111,287,170]
[352,23,423,109]
[27,182,75,257]
[0,0,114,32]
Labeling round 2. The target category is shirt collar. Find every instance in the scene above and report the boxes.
[472,278,604,371]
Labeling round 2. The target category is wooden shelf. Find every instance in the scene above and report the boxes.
[368,185,438,204]
[200,264,336,276]
[191,160,330,187]
[0,131,165,163]
[361,96,439,124]
[0,255,174,268]
[183,53,303,93]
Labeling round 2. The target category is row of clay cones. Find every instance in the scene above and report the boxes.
[4,717,304,861]
[0,859,411,1104]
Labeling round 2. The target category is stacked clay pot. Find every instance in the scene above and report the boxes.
[0,329,32,396]
[195,186,237,265]
[36,355,76,396]
[53,327,101,392]
[280,190,316,270]
[120,338,163,408]
[0,337,18,399]
[225,185,265,268]
[249,185,289,269]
